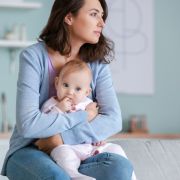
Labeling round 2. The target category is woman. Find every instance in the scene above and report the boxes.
[1,0,133,179]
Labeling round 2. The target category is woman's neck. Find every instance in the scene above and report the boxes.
[46,45,81,72]
[67,37,83,61]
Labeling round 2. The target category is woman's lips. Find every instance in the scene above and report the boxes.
[94,31,101,36]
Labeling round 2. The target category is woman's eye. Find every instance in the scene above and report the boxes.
[91,12,97,17]
[76,87,81,91]
[63,83,69,88]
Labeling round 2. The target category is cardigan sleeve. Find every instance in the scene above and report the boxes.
[90,63,122,139]
[16,49,88,138]
[61,63,122,144]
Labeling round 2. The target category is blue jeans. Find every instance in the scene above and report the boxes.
[6,145,133,180]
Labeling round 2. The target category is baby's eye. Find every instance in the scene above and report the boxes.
[63,83,69,88]
[76,87,81,91]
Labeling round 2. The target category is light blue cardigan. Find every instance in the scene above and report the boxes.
[1,42,122,175]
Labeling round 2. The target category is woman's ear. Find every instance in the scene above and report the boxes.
[64,13,73,25]
[54,77,59,90]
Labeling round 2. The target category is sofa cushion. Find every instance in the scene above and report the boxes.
[0,139,9,180]
[110,139,180,180]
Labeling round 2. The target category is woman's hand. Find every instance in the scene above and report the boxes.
[35,134,63,154]
[85,102,98,122]
[92,141,106,146]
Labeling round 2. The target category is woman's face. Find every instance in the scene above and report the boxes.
[67,0,105,44]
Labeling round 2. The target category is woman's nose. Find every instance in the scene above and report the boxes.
[98,17,105,28]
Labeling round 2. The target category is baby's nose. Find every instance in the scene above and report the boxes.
[67,89,74,95]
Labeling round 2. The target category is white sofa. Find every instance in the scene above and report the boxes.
[0,139,9,180]
[111,138,180,180]
[1,138,180,180]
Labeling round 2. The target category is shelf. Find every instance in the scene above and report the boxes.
[110,133,180,139]
[0,132,11,139]
[0,39,36,48]
[0,1,42,9]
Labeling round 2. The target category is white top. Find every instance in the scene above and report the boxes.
[41,97,93,114]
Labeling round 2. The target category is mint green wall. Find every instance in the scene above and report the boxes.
[0,0,52,128]
[119,0,180,133]
[0,0,180,133]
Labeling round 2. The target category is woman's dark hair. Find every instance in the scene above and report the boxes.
[39,0,114,63]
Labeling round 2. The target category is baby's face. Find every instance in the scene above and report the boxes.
[56,70,91,105]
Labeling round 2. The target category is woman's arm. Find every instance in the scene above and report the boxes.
[16,48,88,138]
[60,63,122,144]
[89,63,122,139]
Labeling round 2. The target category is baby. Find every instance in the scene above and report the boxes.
[41,60,136,180]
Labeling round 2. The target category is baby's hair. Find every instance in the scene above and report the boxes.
[59,60,92,79]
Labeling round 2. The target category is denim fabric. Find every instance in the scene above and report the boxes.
[6,146,133,180]
[79,152,133,180]
[6,145,70,180]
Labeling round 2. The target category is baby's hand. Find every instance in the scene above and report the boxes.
[57,97,74,112]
